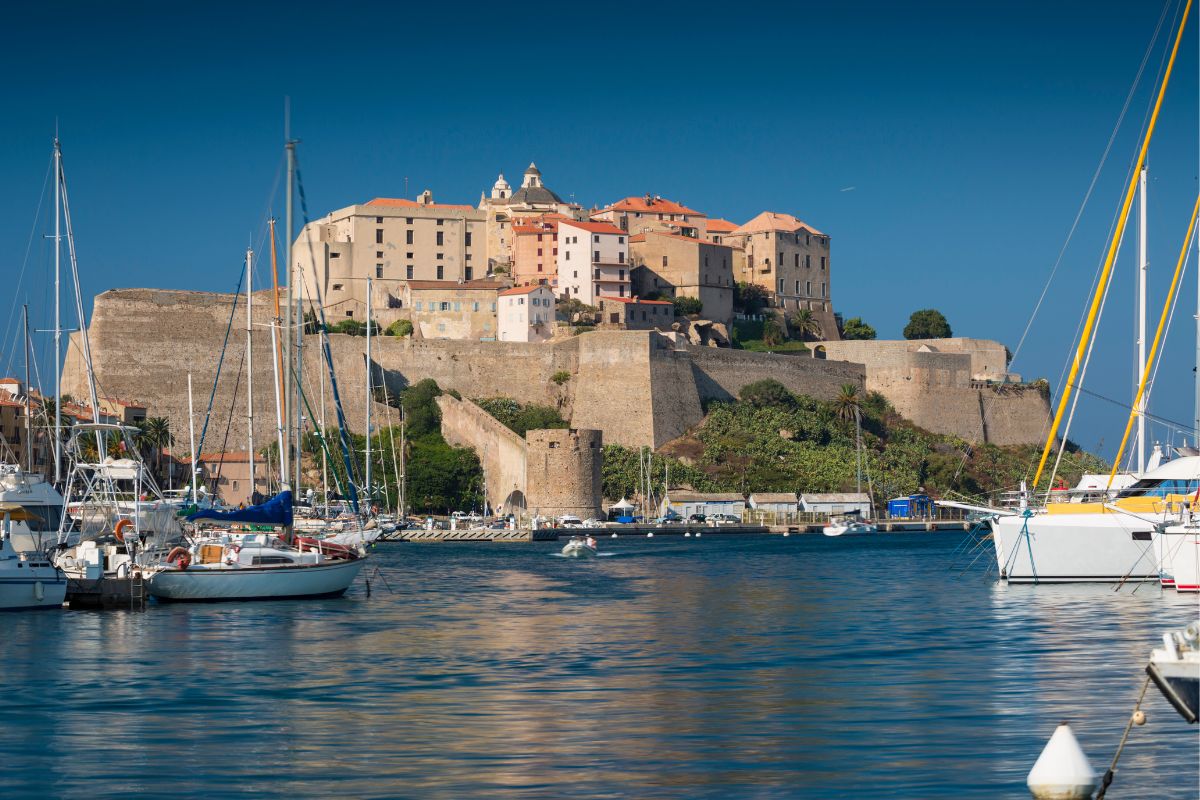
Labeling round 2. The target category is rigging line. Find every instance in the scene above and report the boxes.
[212,344,247,490]
[1,155,54,381]
[194,269,245,460]
[1068,384,1197,432]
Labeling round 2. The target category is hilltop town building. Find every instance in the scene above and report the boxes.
[292,190,486,321]
[629,231,735,327]
[498,284,556,343]
[398,280,504,341]
[556,220,630,305]
[510,214,564,287]
[593,195,708,237]
[597,297,674,330]
[479,164,582,270]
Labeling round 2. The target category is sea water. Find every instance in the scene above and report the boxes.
[2,533,1196,798]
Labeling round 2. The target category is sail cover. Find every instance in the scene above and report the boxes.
[187,490,293,526]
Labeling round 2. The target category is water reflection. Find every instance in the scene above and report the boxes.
[1,534,1196,798]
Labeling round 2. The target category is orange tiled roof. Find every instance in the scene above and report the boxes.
[604,196,705,216]
[605,297,673,306]
[560,220,627,236]
[733,211,824,237]
[629,231,733,249]
[499,285,553,297]
[366,198,476,212]
[705,218,739,233]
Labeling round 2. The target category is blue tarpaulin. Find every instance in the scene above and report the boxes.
[187,490,294,527]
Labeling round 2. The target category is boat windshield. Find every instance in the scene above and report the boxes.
[1116,478,1200,498]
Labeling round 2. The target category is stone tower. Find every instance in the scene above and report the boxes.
[524,428,603,519]
[490,173,511,200]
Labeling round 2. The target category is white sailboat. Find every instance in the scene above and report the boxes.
[0,503,66,610]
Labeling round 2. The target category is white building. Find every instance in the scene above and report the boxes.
[661,491,746,519]
[749,493,799,514]
[800,493,872,517]
[497,284,556,343]
[557,220,630,305]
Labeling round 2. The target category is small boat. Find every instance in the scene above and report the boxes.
[0,503,66,610]
[1146,622,1200,724]
[823,513,877,537]
[561,535,598,558]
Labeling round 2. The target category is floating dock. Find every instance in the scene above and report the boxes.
[381,520,969,542]
[65,575,147,610]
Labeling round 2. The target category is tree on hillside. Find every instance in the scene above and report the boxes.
[734,282,769,314]
[841,316,876,340]
[832,383,863,423]
[761,318,786,346]
[673,296,703,316]
[739,379,797,410]
[789,309,823,341]
[903,309,952,340]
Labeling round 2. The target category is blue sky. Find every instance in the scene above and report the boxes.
[2,0,1198,463]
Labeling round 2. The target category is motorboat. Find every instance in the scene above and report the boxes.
[1146,622,1200,724]
[0,463,65,554]
[1160,519,1200,591]
[823,513,876,537]
[0,503,66,610]
[989,455,1199,583]
[144,490,366,602]
[561,535,598,558]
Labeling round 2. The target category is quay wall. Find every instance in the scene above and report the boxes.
[435,395,527,513]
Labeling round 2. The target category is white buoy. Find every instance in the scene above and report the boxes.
[1027,723,1096,800]
[695,532,701,538]
[611,533,618,538]
[783,531,790,537]
[684,532,692,538]
[647,532,654,537]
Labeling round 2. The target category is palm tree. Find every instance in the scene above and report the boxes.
[138,417,173,481]
[762,318,786,347]
[832,383,862,423]
[790,308,823,341]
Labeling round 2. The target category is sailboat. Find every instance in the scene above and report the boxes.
[982,7,1200,583]
[0,503,66,610]
[824,397,876,536]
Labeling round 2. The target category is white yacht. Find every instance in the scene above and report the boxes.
[1147,623,1200,724]
[823,513,877,537]
[0,463,65,555]
[990,455,1199,583]
[1160,520,1200,591]
[561,535,598,558]
[0,503,66,610]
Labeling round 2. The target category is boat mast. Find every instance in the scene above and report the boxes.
[365,276,372,514]
[246,247,256,502]
[268,218,288,485]
[1136,166,1148,473]
[399,401,406,519]
[52,139,62,485]
[320,329,328,509]
[187,372,198,505]
[22,305,33,472]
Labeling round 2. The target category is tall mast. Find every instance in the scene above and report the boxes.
[284,105,296,491]
[320,329,328,509]
[187,372,198,505]
[22,305,33,472]
[52,139,62,485]
[1136,166,1148,473]
[365,276,373,513]
[399,402,406,519]
[268,218,288,483]
[246,247,256,502]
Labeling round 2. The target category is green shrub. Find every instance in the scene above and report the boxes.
[551,370,571,385]
[387,319,414,337]
[673,296,704,316]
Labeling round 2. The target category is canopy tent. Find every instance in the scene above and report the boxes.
[187,490,293,527]
[608,498,636,511]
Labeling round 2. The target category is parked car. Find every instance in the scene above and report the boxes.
[709,513,741,525]
[687,513,707,524]
[557,515,584,527]
[655,512,684,525]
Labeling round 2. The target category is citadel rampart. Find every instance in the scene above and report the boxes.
[62,289,1050,455]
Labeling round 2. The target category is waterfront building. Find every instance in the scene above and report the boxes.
[293,190,486,321]
[98,397,147,425]
[398,280,504,341]
[800,492,871,517]
[749,492,799,514]
[628,231,735,327]
[478,164,583,271]
[592,195,708,238]
[661,491,746,519]
[596,297,674,330]
[724,211,837,338]
[510,214,567,287]
[498,284,556,343]
[556,220,631,305]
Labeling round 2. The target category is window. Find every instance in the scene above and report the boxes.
[436,253,444,260]
[573,270,578,278]
[553,248,557,255]
[376,265,383,278]
[705,255,709,267]
[436,266,444,280]
[821,282,826,297]
[618,236,625,244]
[440,302,450,311]
[518,298,525,305]
[537,248,543,256]
[537,234,543,242]
[618,251,625,264]
[619,269,625,280]
[491,302,496,311]
[778,251,783,266]
[806,233,811,245]
[453,302,461,312]
[436,218,444,226]
[593,234,600,243]
[406,252,413,259]
[376,229,384,244]
[406,230,414,245]
[794,254,799,268]
[806,281,812,296]
[594,268,601,280]
[377,251,384,259]
[619,285,626,297]
[565,251,570,261]
[465,267,473,280]
[346,310,354,317]
[806,254,811,268]
[406,217,413,224]
[795,281,800,294]
[465,253,472,261]
[332,283,344,291]
[465,232,472,246]
[472,302,479,312]
[415,301,422,311]
[594,250,600,262]
[821,256,827,270]
[778,278,784,293]
[662,256,668,267]
[330,252,340,259]
[537,264,543,272]
[375,216,383,224]
[436,231,444,246]
[406,265,414,279]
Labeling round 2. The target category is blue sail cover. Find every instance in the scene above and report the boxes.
[187,490,293,526]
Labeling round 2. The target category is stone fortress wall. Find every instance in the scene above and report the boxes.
[62,290,1051,471]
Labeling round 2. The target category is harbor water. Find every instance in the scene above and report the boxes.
[2,533,1196,798]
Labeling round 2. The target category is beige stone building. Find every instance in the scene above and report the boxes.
[292,190,487,322]
[192,451,271,507]
[704,218,738,244]
[597,297,674,331]
[593,195,708,237]
[628,231,735,327]
[478,164,582,271]
[399,280,504,341]
[498,284,556,343]
[724,211,837,338]
[510,214,565,288]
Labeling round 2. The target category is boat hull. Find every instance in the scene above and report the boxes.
[0,572,67,610]
[147,558,366,602]
[561,543,597,558]
[991,513,1161,583]
[1162,527,1200,591]
[1147,659,1200,723]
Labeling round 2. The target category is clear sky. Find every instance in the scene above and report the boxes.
[2,0,1198,465]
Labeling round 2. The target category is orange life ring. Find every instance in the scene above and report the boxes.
[166,546,192,571]
[113,519,133,542]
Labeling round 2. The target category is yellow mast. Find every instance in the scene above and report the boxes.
[1032,0,1194,490]
[1107,196,1200,486]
